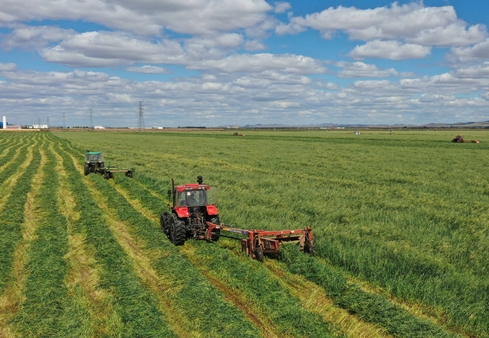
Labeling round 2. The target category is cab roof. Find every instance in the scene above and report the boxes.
[175,184,210,192]
[86,151,101,155]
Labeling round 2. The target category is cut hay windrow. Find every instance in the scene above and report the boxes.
[55,141,177,338]
[70,160,263,336]
[0,139,43,338]
[11,144,77,336]
[0,133,32,168]
[0,140,34,211]
[0,139,47,338]
[0,138,41,294]
[51,141,121,337]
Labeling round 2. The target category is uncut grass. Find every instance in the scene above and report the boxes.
[280,245,457,338]
[56,130,489,336]
[116,171,452,337]
[54,142,176,337]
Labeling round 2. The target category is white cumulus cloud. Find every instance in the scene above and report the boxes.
[350,40,431,60]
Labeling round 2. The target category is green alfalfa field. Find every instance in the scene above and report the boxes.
[0,129,488,337]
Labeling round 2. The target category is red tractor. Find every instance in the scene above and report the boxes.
[161,176,315,261]
[160,176,220,246]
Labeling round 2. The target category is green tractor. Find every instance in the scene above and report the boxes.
[84,151,133,179]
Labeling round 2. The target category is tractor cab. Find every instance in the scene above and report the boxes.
[85,151,104,164]
[161,176,220,245]
[175,185,213,207]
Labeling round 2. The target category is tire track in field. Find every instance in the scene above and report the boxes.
[0,140,43,338]
[59,148,194,337]
[178,244,289,338]
[109,181,287,338]
[52,143,122,337]
[0,139,36,214]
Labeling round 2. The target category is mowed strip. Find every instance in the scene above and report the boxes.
[0,134,27,172]
[0,136,42,337]
[67,158,262,335]
[107,175,286,337]
[0,139,35,213]
[107,174,336,338]
[57,141,177,337]
[51,141,122,337]
[12,143,79,336]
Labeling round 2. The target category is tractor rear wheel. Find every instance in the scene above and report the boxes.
[84,163,90,175]
[170,214,186,246]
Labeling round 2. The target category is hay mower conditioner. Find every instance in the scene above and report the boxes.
[84,151,134,179]
[206,223,314,262]
[160,176,314,261]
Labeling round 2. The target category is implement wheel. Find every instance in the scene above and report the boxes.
[254,246,264,262]
[170,214,186,246]
[304,244,315,256]
[125,170,133,178]
[209,216,220,242]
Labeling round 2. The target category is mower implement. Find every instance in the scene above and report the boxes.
[205,223,314,262]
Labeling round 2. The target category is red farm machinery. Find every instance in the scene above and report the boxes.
[160,176,314,261]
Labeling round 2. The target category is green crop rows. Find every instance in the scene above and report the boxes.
[0,129,488,337]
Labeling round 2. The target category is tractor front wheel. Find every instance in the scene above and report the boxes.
[170,214,186,246]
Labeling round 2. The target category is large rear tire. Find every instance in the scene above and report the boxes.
[84,163,90,176]
[170,214,186,246]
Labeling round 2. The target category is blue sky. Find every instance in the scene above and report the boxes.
[1,0,488,127]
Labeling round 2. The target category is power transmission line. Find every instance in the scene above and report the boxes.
[137,101,145,132]
[89,108,94,129]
